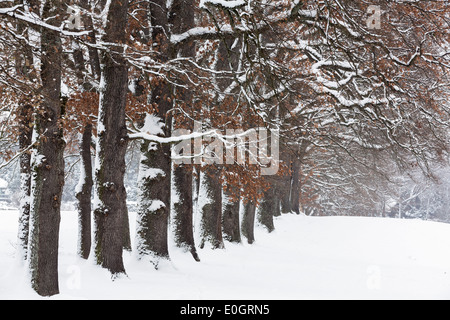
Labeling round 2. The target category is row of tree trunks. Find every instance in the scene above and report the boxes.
[14,0,306,296]
[92,0,307,269]
[276,140,309,215]
[5,0,448,299]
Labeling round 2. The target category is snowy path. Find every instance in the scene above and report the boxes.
[1,210,450,299]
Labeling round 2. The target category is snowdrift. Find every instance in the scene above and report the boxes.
[1,210,450,299]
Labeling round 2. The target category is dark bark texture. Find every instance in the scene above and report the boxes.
[222,185,241,243]
[199,166,224,249]
[93,0,129,276]
[76,123,93,259]
[173,164,200,261]
[290,141,309,214]
[290,157,301,214]
[170,0,200,261]
[122,204,131,251]
[241,199,256,244]
[79,0,101,81]
[258,186,276,232]
[279,149,292,213]
[28,0,65,296]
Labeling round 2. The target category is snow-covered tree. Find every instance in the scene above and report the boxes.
[92,0,129,277]
[0,0,448,297]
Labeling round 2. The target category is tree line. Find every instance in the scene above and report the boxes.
[0,0,449,296]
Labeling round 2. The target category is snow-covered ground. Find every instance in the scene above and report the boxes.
[1,210,450,299]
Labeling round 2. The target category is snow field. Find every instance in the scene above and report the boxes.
[1,210,450,299]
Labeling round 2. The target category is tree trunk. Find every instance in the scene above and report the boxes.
[136,138,171,266]
[199,166,224,249]
[135,97,171,265]
[273,197,281,217]
[290,141,309,215]
[79,0,101,81]
[135,0,173,266]
[17,103,33,262]
[122,204,132,251]
[173,164,200,261]
[28,0,65,296]
[258,186,275,232]
[290,157,300,214]
[280,150,292,213]
[14,0,35,263]
[70,9,99,259]
[93,0,129,277]
[241,199,256,244]
[75,123,92,259]
[170,0,199,261]
[222,184,241,243]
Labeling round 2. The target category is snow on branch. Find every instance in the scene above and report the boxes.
[170,5,319,45]
[129,125,238,145]
[0,5,91,37]
[0,139,37,171]
[170,25,234,44]
[199,0,246,9]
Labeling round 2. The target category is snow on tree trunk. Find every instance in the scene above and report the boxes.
[134,0,172,267]
[75,123,93,260]
[14,0,36,264]
[93,0,129,277]
[28,0,65,296]
[135,140,170,266]
[16,103,33,262]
